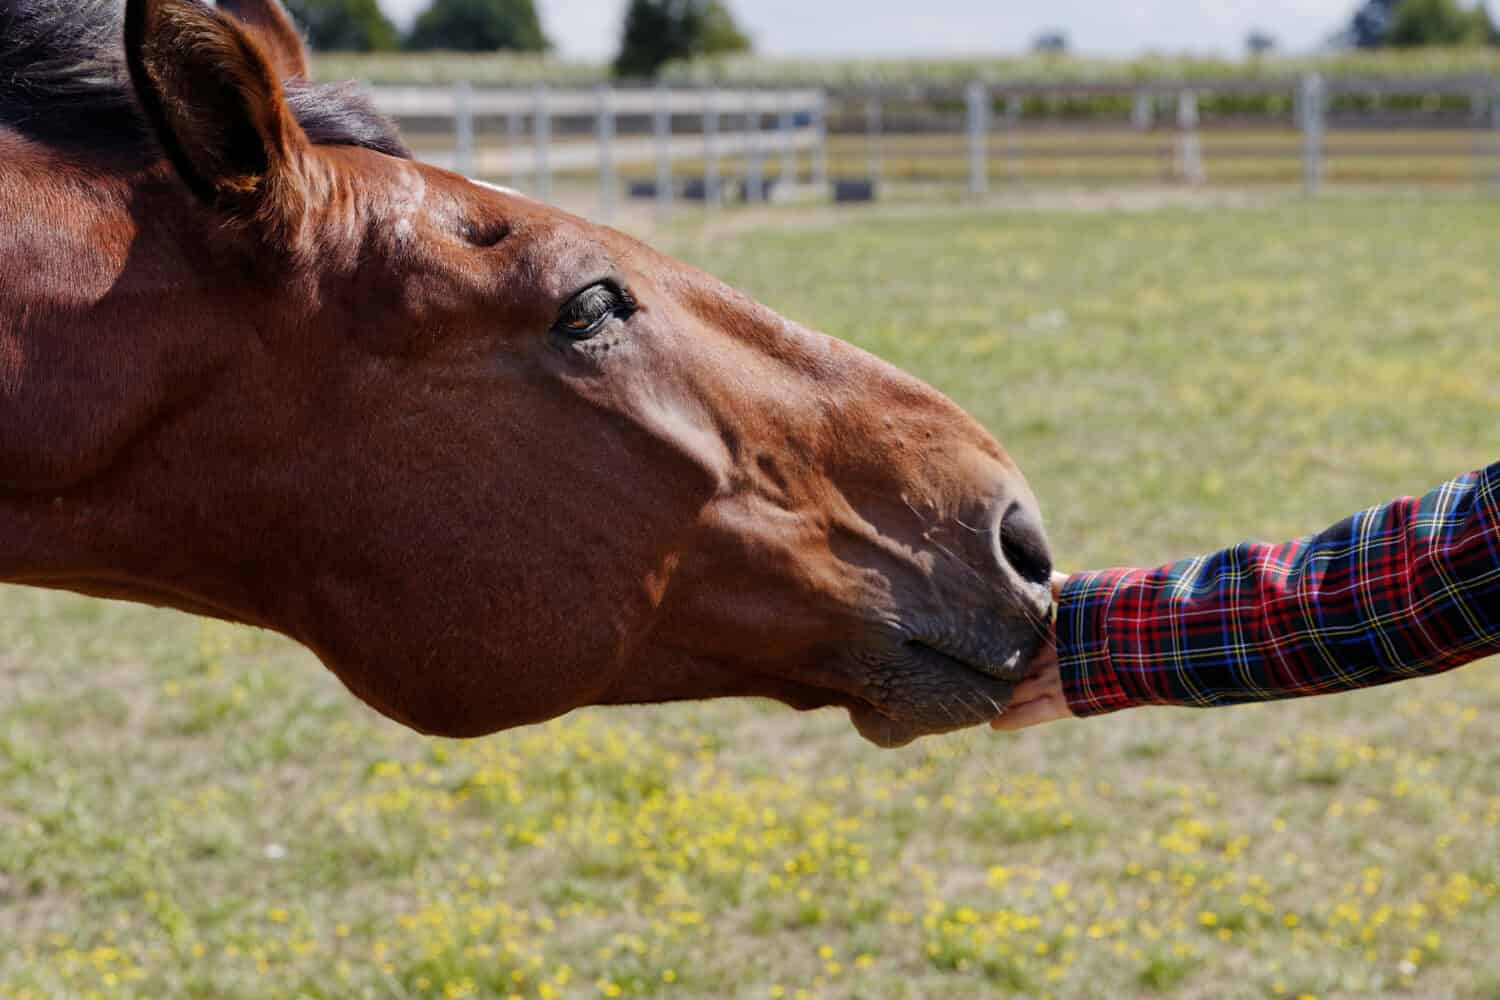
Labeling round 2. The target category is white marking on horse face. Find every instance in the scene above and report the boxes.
[385,165,428,247]
[471,178,530,201]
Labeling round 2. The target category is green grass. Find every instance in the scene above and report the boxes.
[3,193,1500,999]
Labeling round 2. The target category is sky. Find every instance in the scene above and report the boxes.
[377,0,1365,60]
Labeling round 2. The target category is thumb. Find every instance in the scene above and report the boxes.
[990,692,1071,731]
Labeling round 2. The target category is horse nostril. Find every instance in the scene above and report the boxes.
[998,502,1053,586]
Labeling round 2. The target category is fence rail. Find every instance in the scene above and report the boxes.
[367,76,1500,218]
[371,86,824,117]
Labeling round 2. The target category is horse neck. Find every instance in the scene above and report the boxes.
[0,141,271,624]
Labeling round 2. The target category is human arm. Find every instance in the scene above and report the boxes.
[994,462,1500,730]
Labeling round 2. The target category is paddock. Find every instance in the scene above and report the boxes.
[2,191,1497,999]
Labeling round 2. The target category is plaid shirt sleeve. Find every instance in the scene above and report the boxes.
[1057,461,1500,716]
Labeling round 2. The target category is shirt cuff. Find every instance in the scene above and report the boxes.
[1056,568,1140,717]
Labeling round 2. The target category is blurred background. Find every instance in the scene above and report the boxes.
[267,0,1500,216]
[2,3,1498,999]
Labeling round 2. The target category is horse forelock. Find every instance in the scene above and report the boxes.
[0,0,410,161]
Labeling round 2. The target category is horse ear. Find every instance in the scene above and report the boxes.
[125,0,308,228]
[218,0,311,80]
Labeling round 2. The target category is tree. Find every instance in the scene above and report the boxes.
[1349,0,1399,47]
[1346,0,1495,47]
[699,1,751,54]
[1032,30,1069,54]
[282,0,398,51]
[406,0,550,52]
[1476,0,1500,41]
[613,0,751,79]
[1245,29,1278,56]
[1388,0,1482,44]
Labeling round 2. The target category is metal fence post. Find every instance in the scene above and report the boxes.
[595,83,615,222]
[453,80,474,177]
[506,99,525,191]
[654,81,673,215]
[966,81,988,195]
[1491,91,1500,190]
[865,90,883,186]
[1300,73,1325,197]
[1006,94,1022,181]
[1176,89,1205,184]
[779,104,796,187]
[533,83,551,202]
[704,86,720,209]
[746,95,766,202]
[1132,90,1154,130]
[813,91,829,192]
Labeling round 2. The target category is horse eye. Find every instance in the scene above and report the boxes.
[553,283,635,341]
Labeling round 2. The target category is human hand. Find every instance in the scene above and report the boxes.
[991,572,1075,731]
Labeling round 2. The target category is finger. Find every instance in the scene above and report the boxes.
[1024,641,1059,675]
[1007,673,1054,704]
[1050,571,1069,600]
[990,694,1070,731]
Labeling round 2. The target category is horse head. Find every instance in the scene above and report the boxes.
[0,0,1052,747]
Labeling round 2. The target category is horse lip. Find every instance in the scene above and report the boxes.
[903,637,1029,683]
[845,640,1020,748]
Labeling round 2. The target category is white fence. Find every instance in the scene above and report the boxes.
[369,84,827,219]
[368,77,1500,215]
[858,75,1500,195]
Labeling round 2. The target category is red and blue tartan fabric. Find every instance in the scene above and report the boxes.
[1057,461,1500,716]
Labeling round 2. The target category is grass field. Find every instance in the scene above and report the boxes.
[2,193,1499,999]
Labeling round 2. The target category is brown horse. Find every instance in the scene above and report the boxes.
[0,0,1053,748]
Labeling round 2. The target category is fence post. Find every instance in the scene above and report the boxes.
[704,86,720,209]
[779,104,797,187]
[966,81,989,195]
[595,83,615,222]
[813,90,829,192]
[453,80,474,177]
[1300,73,1325,197]
[1132,90,1154,130]
[865,90,883,187]
[1006,94,1022,181]
[533,83,551,202]
[746,95,766,202]
[1491,91,1500,189]
[506,98,525,192]
[1176,90,1205,184]
[655,81,673,215]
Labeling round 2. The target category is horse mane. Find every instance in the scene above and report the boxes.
[0,0,410,160]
